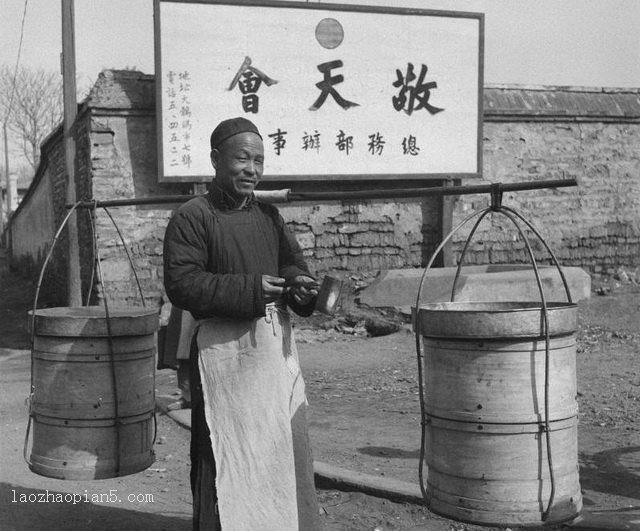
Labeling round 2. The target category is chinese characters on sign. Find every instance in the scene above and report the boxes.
[302,130,321,153]
[309,60,359,111]
[393,63,444,116]
[224,58,439,157]
[228,58,443,117]
[228,56,278,114]
[368,132,385,156]
[268,128,287,156]
[260,128,420,157]
[165,70,194,169]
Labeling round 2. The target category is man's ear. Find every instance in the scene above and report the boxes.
[210,149,219,169]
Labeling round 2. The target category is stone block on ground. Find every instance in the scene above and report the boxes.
[359,265,591,310]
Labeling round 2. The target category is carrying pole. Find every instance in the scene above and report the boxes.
[68,178,577,210]
[62,0,81,306]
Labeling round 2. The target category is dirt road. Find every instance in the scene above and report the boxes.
[1,267,639,530]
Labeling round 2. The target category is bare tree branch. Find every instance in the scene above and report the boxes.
[0,65,63,172]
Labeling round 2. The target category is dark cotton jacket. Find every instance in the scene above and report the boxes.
[163,187,315,321]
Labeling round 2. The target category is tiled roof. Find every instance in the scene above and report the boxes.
[484,85,640,121]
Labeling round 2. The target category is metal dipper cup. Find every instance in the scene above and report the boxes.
[315,276,344,315]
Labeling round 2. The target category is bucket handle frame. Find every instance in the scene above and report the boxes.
[414,186,574,522]
[24,201,156,474]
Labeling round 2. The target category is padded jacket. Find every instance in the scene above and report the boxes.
[163,186,315,320]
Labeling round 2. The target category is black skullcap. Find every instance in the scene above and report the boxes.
[210,117,262,150]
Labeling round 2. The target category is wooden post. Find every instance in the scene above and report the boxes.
[62,0,82,306]
[1,123,8,235]
[3,125,13,221]
[438,178,458,267]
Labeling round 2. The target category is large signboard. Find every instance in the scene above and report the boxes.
[154,0,484,182]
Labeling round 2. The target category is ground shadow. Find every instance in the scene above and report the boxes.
[357,446,421,459]
[1,482,190,531]
[579,446,640,501]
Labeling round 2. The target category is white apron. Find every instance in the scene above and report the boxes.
[196,304,321,530]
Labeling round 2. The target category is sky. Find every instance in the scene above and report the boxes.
[1,0,639,91]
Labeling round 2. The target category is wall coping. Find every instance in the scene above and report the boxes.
[484,84,640,122]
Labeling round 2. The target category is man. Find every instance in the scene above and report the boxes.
[163,117,322,530]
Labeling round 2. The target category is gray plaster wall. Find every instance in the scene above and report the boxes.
[10,170,55,271]
[8,125,71,305]
[452,119,640,272]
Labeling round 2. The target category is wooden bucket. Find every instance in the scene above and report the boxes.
[417,301,582,526]
[28,307,158,480]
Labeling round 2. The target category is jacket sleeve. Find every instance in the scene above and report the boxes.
[270,208,317,317]
[163,205,265,320]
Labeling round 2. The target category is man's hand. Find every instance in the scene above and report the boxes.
[262,275,287,303]
[287,275,319,306]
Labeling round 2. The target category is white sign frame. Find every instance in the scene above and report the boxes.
[154,0,484,182]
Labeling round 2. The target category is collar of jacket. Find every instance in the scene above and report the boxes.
[207,181,256,211]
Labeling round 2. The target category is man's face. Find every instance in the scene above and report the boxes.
[211,132,264,201]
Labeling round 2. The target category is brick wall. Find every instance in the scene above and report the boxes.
[9,72,640,309]
[452,87,640,273]
[279,196,441,272]
[80,72,188,307]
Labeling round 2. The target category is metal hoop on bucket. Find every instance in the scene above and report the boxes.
[414,188,574,522]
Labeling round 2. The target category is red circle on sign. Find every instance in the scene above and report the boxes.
[315,18,344,49]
